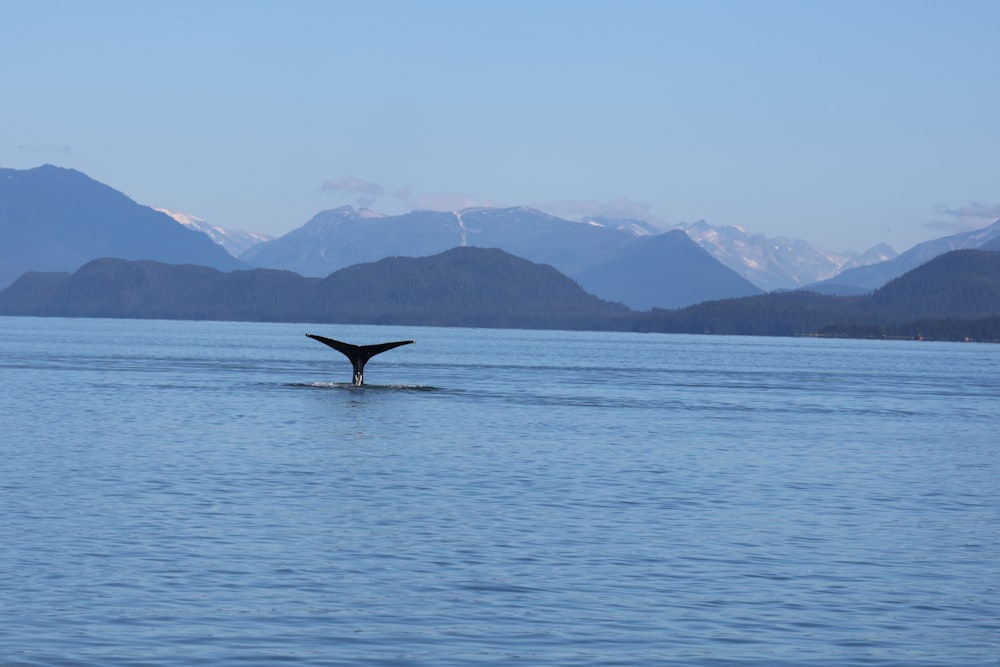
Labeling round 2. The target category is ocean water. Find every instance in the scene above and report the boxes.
[0,316,997,666]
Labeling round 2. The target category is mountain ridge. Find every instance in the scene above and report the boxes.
[0,164,245,288]
[238,204,752,309]
[675,220,897,292]
[0,247,632,330]
[634,249,1000,339]
[573,230,763,309]
[2,247,996,341]
[154,208,273,257]
[4,163,997,313]
[810,219,1000,293]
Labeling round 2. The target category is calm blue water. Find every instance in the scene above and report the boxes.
[1,316,997,666]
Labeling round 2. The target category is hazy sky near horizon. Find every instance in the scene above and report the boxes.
[2,0,998,253]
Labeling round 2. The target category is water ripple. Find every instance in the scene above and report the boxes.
[1,319,997,666]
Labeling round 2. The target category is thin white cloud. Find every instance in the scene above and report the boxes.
[927,202,1000,234]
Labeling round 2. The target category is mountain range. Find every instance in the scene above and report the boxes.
[236,204,893,303]
[2,247,997,342]
[239,204,764,309]
[229,208,1000,298]
[0,247,631,330]
[0,165,244,288]
[634,249,1000,339]
[235,209,998,298]
[1,163,999,323]
[675,220,897,292]
[239,205,670,279]
[809,219,1000,294]
[0,166,763,309]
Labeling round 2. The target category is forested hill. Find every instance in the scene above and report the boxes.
[634,250,1000,340]
[866,248,1000,319]
[0,247,632,331]
[1,248,997,341]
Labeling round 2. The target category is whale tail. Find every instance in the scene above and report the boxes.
[306,333,414,386]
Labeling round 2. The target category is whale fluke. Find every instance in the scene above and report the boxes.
[306,333,414,386]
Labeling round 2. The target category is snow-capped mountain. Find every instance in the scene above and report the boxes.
[238,205,764,309]
[239,206,465,278]
[674,220,896,292]
[575,216,663,237]
[811,218,1000,293]
[840,243,897,271]
[241,205,647,279]
[239,205,900,298]
[0,165,245,288]
[155,208,272,257]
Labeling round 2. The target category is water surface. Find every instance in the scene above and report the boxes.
[1,317,997,665]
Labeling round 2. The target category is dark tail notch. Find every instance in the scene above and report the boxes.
[306,333,414,386]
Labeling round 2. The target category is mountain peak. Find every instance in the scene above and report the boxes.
[153,207,272,257]
[675,220,862,291]
[814,216,1000,293]
[0,165,245,288]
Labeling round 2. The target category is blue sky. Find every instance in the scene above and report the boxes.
[2,1,998,253]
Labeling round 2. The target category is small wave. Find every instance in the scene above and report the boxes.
[287,381,440,392]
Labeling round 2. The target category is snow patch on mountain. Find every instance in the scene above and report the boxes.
[811,218,999,292]
[577,216,661,237]
[676,220,895,292]
[453,211,468,246]
[356,207,385,219]
[155,208,273,257]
